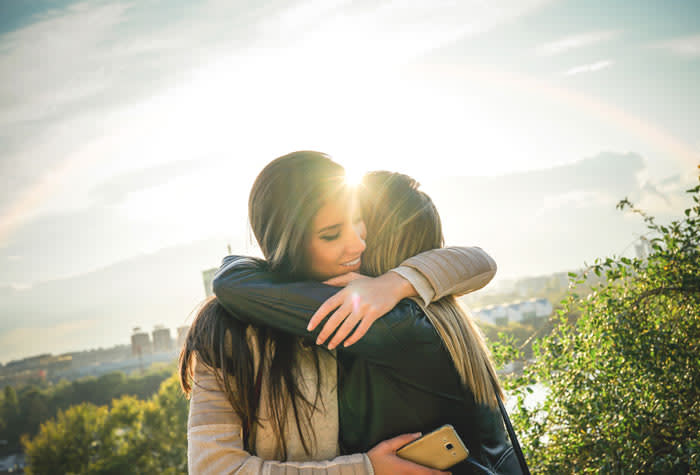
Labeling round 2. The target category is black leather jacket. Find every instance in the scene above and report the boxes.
[213,256,522,474]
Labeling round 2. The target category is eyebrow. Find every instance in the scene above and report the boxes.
[317,223,342,234]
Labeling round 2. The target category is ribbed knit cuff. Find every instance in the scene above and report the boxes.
[400,247,497,300]
[390,267,435,306]
[362,453,375,475]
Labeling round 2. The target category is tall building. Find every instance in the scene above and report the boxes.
[635,237,652,260]
[131,327,152,356]
[202,268,217,297]
[152,325,173,353]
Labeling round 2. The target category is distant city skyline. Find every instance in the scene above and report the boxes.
[1,0,698,362]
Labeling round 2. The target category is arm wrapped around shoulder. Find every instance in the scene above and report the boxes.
[393,246,497,303]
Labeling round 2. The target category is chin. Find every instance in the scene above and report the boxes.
[312,270,343,281]
[328,269,349,278]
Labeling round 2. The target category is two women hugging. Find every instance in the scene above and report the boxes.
[180,151,525,474]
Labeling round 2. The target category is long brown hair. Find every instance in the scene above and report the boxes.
[180,151,347,458]
[180,297,260,442]
[359,171,504,408]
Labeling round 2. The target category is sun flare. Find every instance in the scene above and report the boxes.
[343,165,365,187]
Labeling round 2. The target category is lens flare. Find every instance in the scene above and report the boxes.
[344,167,364,186]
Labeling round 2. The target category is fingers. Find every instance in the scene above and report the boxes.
[323,272,363,287]
[327,310,362,350]
[323,275,349,287]
[428,468,451,475]
[382,432,422,452]
[316,300,352,345]
[408,462,451,475]
[369,433,451,475]
[385,434,451,474]
[308,292,343,331]
[342,316,375,347]
[396,453,451,475]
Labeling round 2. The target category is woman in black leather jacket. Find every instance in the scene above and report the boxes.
[213,169,526,474]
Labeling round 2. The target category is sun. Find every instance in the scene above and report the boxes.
[343,165,365,187]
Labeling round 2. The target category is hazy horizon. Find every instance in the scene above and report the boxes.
[2,0,699,363]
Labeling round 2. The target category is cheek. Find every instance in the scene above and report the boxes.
[308,239,341,271]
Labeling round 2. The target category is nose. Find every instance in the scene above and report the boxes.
[347,220,367,256]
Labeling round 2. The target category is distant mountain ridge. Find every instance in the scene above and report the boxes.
[0,236,248,363]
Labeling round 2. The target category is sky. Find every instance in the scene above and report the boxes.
[1,0,699,363]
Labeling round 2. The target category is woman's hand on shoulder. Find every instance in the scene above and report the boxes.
[307,272,416,349]
[368,433,451,475]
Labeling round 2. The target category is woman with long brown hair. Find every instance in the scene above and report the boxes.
[211,166,524,473]
[180,152,498,474]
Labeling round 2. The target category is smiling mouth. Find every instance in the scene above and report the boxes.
[341,257,361,267]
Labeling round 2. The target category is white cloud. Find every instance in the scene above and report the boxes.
[1,0,553,129]
[9,282,31,290]
[653,33,700,59]
[257,0,554,71]
[1,0,554,234]
[536,30,618,56]
[537,190,615,217]
[89,159,205,205]
[635,174,697,214]
[0,2,129,126]
[564,59,614,76]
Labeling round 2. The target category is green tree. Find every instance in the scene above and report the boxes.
[85,395,151,475]
[508,176,700,473]
[23,402,111,475]
[18,387,50,443]
[1,364,174,452]
[139,375,189,474]
[23,373,188,474]
[1,386,21,445]
[1,386,19,416]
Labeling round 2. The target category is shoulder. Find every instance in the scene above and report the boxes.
[382,298,440,345]
[217,255,266,275]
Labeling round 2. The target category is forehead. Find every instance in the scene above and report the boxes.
[312,192,357,231]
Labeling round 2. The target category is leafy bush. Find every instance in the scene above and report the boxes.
[22,373,188,475]
[507,175,700,473]
[0,364,174,454]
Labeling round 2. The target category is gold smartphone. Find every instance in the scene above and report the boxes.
[396,424,469,470]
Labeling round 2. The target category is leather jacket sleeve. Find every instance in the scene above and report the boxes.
[212,256,439,366]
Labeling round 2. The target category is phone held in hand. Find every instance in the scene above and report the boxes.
[396,424,469,470]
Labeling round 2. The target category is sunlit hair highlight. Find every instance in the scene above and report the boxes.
[359,171,503,408]
[248,151,348,278]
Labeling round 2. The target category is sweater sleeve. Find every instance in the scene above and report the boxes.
[188,359,374,475]
[391,246,497,304]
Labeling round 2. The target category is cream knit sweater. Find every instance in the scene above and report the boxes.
[187,246,497,474]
